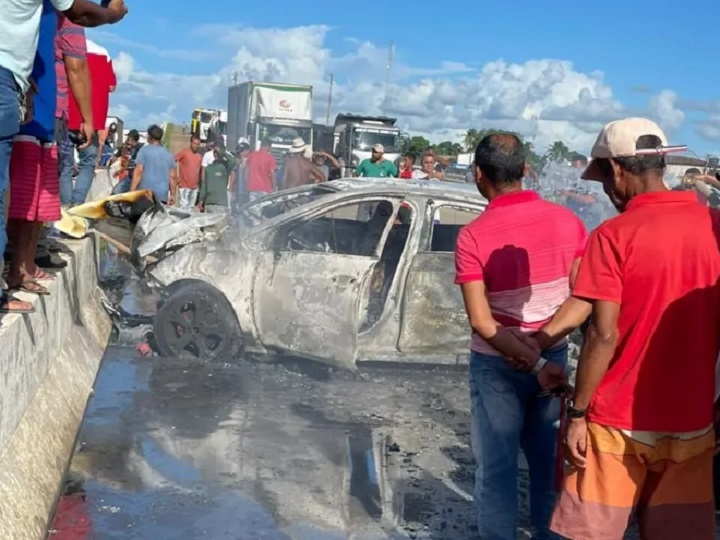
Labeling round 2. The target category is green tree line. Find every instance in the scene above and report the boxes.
[408,129,582,173]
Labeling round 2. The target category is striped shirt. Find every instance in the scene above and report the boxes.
[455,190,587,355]
[54,13,86,119]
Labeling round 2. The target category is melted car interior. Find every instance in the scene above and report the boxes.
[277,199,411,330]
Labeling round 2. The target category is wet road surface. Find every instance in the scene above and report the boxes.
[46,248,687,539]
[49,345,490,539]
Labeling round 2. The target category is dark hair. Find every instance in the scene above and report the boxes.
[147,124,164,142]
[474,133,526,185]
[190,134,201,142]
[127,129,140,142]
[596,134,666,178]
[237,143,250,152]
[260,138,272,148]
[571,153,588,165]
[403,152,415,160]
[614,135,665,175]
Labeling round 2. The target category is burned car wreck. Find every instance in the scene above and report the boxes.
[94,180,487,369]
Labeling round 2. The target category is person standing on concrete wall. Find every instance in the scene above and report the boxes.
[131,124,177,205]
[0,0,127,313]
[5,0,62,297]
[455,133,586,539]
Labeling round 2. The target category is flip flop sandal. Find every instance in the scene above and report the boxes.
[8,280,49,296]
[0,296,35,314]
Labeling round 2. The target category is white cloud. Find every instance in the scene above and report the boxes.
[102,24,687,153]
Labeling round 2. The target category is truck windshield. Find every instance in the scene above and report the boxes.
[354,131,399,153]
[200,112,213,123]
[259,125,311,145]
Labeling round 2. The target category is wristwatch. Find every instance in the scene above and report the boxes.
[566,401,587,419]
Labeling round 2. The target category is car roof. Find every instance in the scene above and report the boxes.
[328,178,483,201]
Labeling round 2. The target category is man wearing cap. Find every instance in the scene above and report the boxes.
[355,144,398,178]
[532,118,720,539]
[282,137,325,189]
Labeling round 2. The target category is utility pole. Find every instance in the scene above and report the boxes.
[382,41,394,116]
[325,73,334,126]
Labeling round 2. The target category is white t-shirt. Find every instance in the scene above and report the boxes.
[202,150,215,167]
[411,169,429,180]
[0,0,73,91]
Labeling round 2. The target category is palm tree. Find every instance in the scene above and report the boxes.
[546,141,571,163]
[464,129,479,152]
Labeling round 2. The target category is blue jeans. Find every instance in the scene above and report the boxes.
[469,344,568,540]
[57,117,97,206]
[0,67,21,302]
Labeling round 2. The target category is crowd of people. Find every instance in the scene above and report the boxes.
[0,0,127,314]
[457,118,720,539]
[115,129,456,216]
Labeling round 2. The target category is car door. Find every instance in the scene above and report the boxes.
[253,197,398,369]
[398,202,484,354]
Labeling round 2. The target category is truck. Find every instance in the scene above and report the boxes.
[227,82,313,160]
[191,108,219,142]
[332,114,406,176]
[206,110,227,146]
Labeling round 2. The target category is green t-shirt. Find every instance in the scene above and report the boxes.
[200,161,230,206]
[356,158,398,178]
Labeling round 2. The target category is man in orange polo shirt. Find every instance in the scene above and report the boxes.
[536,118,720,539]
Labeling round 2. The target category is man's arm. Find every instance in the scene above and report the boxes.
[573,301,620,409]
[460,281,540,362]
[130,148,145,191]
[130,164,143,191]
[228,169,236,193]
[61,0,127,27]
[310,164,326,183]
[322,152,340,169]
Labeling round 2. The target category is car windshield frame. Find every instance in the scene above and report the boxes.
[238,184,340,226]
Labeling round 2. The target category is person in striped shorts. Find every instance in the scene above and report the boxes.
[538,118,720,539]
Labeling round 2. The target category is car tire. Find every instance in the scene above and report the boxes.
[153,281,242,363]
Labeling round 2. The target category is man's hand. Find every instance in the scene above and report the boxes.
[565,418,588,468]
[107,0,128,23]
[79,123,94,149]
[167,193,175,206]
[504,328,541,371]
[537,362,568,391]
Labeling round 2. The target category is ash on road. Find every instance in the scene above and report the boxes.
[49,347,495,539]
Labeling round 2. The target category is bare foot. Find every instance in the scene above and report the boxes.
[0,296,34,314]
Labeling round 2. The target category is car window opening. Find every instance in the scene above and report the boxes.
[429,206,480,252]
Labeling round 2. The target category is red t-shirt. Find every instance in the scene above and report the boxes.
[174,148,202,189]
[68,42,116,130]
[399,169,412,179]
[575,191,720,432]
[245,149,277,193]
[455,190,587,354]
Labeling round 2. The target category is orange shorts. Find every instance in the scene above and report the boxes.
[551,422,715,539]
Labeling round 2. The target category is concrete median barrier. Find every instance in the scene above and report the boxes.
[0,234,110,540]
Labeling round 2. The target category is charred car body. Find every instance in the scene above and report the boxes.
[106,180,486,369]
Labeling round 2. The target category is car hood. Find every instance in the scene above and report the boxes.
[129,204,229,272]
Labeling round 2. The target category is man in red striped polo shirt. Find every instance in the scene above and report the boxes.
[455,133,587,539]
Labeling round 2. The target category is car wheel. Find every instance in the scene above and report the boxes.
[153,282,242,362]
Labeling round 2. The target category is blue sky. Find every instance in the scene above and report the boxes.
[89,0,720,156]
